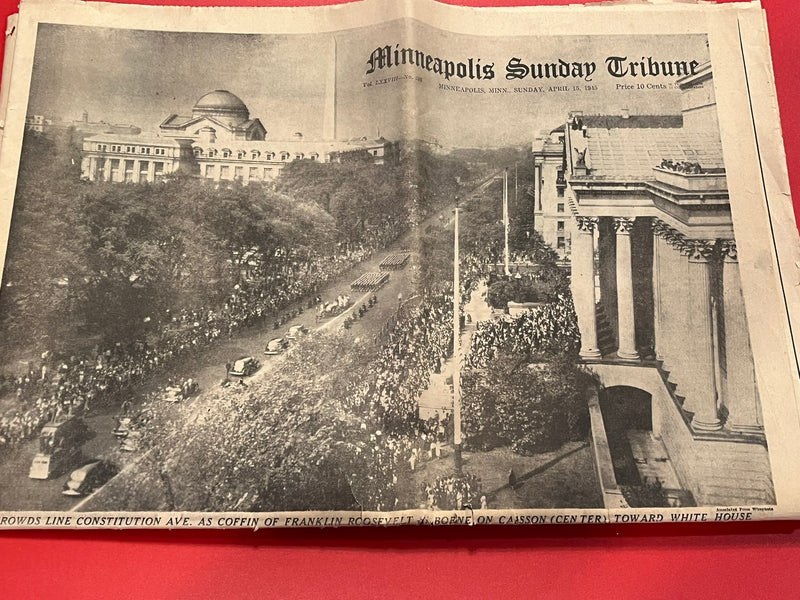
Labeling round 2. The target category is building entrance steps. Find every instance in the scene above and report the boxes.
[594,301,617,358]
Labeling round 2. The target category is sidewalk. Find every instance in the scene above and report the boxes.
[399,442,603,510]
[418,280,491,419]
[410,280,603,509]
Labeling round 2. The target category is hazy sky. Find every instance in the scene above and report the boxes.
[28,22,709,147]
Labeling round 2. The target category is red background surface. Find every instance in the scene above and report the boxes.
[0,0,799,598]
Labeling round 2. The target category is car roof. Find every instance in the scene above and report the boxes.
[72,460,102,474]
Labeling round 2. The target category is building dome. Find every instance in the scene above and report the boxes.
[192,90,249,127]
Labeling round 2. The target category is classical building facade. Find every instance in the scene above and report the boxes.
[532,126,570,263]
[547,63,774,506]
[80,90,396,184]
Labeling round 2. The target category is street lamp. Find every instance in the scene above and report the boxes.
[453,196,463,472]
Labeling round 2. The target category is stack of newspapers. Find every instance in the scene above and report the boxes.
[0,0,796,529]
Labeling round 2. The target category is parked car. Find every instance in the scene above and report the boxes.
[286,324,309,340]
[230,356,260,377]
[62,460,118,496]
[264,337,289,355]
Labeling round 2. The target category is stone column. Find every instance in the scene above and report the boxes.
[654,221,689,383]
[132,160,141,184]
[88,157,97,181]
[652,224,663,360]
[686,240,722,431]
[614,217,639,361]
[104,158,112,182]
[721,241,763,433]
[571,216,601,360]
[147,161,156,183]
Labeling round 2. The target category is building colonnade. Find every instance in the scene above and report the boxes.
[570,214,763,436]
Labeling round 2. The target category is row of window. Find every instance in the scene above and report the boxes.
[202,164,276,181]
[95,143,167,156]
[93,159,167,182]
[192,148,320,162]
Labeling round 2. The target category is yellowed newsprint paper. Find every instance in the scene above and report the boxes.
[0,0,795,529]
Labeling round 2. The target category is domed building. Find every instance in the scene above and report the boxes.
[80,89,397,185]
[160,89,267,142]
[192,90,250,127]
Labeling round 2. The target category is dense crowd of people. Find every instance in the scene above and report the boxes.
[0,174,589,513]
[350,272,389,291]
[379,252,410,270]
[364,294,453,431]
[0,239,399,452]
[336,290,458,510]
[423,472,483,510]
[465,294,580,369]
[659,158,706,174]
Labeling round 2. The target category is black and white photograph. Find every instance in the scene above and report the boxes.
[0,0,794,527]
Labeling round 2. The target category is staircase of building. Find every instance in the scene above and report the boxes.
[594,302,617,358]
[654,361,776,506]
[655,364,688,413]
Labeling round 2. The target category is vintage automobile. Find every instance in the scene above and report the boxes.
[162,379,199,403]
[112,416,133,438]
[29,416,92,480]
[62,459,119,496]
[119,430,143,453]
[286,324,309,340]
[264,337,289,355]
[229,356,261,377]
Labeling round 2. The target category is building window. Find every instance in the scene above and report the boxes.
[557,236,566,249]
[263,167,273,178]
[557,221,565,232]
[234,166,244,181]
[124,160,135,183]
[557,188,565,197]
[221,149,231,159]
[249,167,259,181]
[207,148,218,158]
[126,146,134,153]
[193,147,203,158]
[204,164,215,179]
[309,153,319,161]
[265,152,275,161]
[237,150,246,160]
[251,150,260,160]
[295,153,304,160]
[557,203,565,213]
[96,144,107,152]
[280,152,290,161]
[220,165,230,179]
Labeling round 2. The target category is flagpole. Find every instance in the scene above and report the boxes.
[453,198,463,472]
[503,168,511,276]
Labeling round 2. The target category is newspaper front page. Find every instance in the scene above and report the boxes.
[0,0,796,529]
